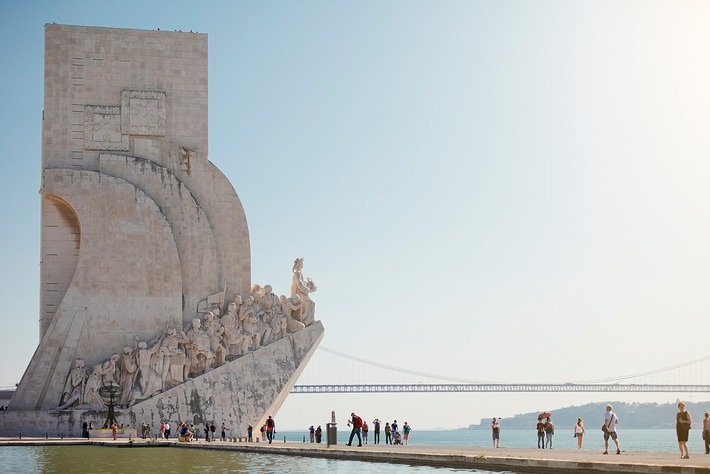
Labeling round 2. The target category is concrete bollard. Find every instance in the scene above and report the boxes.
[18,433,21,440]
[45,433,48,439]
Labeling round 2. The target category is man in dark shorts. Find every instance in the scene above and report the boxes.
[603,404,621,455]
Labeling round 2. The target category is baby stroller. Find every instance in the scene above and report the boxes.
[392,430,402,445]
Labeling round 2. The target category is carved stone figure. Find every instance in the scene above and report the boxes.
[203,311,228,367]
[239,296,261,350]
[184,317,215,376]
[131,341,162,404]
[118,346,138,407]
[222,299,249,358]
[291,257,317,326]
[268,304,288,343]
[282,294,306,333]
[259,285,280,319]
[82,353,119,408]
[157,327,189,387]
[58,358,87,409]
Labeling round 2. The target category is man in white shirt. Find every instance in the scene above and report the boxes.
[603,404,620,455]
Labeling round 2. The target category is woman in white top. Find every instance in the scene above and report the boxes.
[574,418,585,449]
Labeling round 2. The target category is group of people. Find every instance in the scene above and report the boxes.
[258,415,276,444]
[533,416,556,449]
[308,425,324,443]
[346,413,412,446]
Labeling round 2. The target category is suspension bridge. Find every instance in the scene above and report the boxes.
[291,346,710,394]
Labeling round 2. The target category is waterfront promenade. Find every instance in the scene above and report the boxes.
[2,437,710,473]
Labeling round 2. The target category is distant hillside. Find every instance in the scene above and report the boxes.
[468,400,710,430]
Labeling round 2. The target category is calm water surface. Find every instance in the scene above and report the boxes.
[0,445,515,474]
[0,429,700,473]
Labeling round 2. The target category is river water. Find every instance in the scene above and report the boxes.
[0,429,702,473]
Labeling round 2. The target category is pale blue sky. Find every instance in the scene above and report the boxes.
[1,1,709,429]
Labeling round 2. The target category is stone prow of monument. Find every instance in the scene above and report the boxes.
[0,24,323,437]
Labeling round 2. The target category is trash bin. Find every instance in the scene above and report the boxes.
[326,423,337,446]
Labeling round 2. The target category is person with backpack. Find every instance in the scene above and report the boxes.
[266,415,276,444]
[544,417,555,448]
[346,412,363,446]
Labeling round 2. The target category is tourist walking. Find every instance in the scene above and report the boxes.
[362,420,369,444]
[544,417,554,448]
[260,423,266,441]
[346,412,363,446]
[491,417,500,448]
[403,422,412,445]
[603,404,621,455]
[373,418,381,444]
[676,401,692,459]
[385,422,392,444]
[266,415,276,444]
[574,418,585,449]
[704,413,710,454]
[536,418,546,448]
[164,421,171,439]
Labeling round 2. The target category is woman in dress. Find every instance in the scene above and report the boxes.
[677,401,692,459]
[574,418,585,449]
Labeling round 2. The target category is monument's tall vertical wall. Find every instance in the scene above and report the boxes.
[13,24,252,411]
[3,24,323,436]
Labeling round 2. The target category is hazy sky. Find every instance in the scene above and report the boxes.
[1,1,710,430]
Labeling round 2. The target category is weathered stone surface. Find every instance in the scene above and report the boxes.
[2,24,323,437]
[0,322,323,437]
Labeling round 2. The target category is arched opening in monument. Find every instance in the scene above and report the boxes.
[40,194,80,339]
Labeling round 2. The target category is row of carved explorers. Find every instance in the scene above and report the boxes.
[59,287,316,410]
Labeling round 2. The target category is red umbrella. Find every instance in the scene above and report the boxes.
[538,411,552,420]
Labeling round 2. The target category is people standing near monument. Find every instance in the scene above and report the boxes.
[362,420,369,444]
[346,412,363,446]
[309,425,315,443]
[704,413,710,455]
[247,424,253,442]
[544,417,554,448]
[403,422,412,445]
[574,418,585,449]
[315,425,322,443]
[372,418,381,444]
[385,422,392,444]
[210,422,217,441]
[260,423,266,441]
[111,422,118,441]
[491,417,500,447]
[164,421,171,439]
[221,422,227,441]
[266,415,276,444]
[391,419,399,435]
[603,404,621,455]
[536,418,546,448]
[676,401,692,459]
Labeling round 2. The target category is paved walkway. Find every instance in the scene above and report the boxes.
[2,437,710,473]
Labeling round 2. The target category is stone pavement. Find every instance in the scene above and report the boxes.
[2,437,710,473]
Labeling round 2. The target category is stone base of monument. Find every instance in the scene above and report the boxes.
[0,322,323,437]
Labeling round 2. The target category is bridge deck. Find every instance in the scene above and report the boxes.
[2,437,710,473]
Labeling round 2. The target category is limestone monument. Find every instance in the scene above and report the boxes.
[0,24,323,437]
